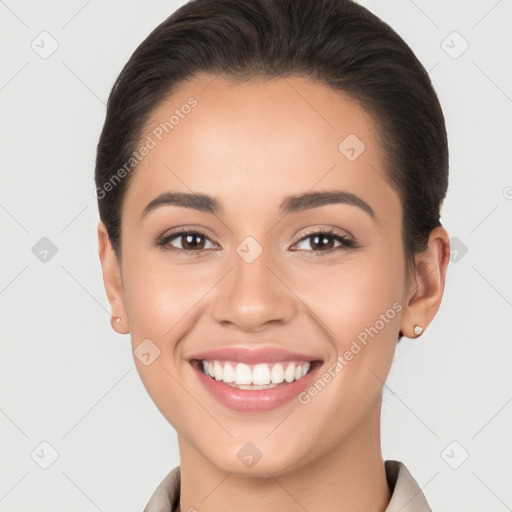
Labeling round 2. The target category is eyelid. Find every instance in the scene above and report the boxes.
[289,226,356,252]
[292,225,353,244]
[156,226,220,251]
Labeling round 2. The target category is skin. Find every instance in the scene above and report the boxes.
[98,75,450,512]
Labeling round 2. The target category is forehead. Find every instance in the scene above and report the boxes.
[123,75,399,224]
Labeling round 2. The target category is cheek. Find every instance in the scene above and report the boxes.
[303,244,405,373]
[305,249,404,332]
[121,247,206,336]
[119,250,203,425]
[301,257,403,424]
[336,268,403,340]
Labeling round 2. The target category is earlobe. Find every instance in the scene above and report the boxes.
[400,225,450,339]
[110,315,129,334]
[97,221,130,334]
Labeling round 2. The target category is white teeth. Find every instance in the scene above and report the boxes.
[271,363,285,384]
[234,363,252,385]
[222,362,235,383]
[227,382,279,390]
[213,361,223,381]
[284,363,296,383]
[199,360,313,386]
[253,364,271,385]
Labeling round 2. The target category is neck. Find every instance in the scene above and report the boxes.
[176,404,391,512]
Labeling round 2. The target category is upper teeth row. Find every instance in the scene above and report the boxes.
[201,360,311,385]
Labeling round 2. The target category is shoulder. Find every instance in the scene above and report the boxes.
[143,466,181,512]
[384,460,433,512]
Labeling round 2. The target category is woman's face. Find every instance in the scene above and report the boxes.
[105,75,418,474]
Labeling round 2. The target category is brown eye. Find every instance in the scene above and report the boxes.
[309,234,336,251]
[292,229,356,254]
[180,233,206,250]
[158,230,217,252]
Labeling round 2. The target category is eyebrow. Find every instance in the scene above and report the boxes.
[141,190,375,219]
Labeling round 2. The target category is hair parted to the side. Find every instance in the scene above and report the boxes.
[95,0,449,340]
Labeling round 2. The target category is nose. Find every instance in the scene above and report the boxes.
[212,245,297,333]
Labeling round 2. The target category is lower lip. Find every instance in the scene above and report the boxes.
[190,361,322,412]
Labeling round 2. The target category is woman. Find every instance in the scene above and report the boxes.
[95,0,450,510]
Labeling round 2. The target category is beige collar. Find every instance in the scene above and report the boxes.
[143,460,432,512]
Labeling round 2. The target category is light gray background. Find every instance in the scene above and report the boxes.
[1,0,511,510]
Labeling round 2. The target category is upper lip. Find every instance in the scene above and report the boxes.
[187,347,322,364]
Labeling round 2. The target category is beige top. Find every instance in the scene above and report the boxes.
[143,460,432,511]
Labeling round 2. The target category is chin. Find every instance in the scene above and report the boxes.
[199,439,309,478]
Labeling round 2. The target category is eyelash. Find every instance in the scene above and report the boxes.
[156,227,358,256]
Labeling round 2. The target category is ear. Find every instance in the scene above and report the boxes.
[400,225,450,338]
[97,221,130,334]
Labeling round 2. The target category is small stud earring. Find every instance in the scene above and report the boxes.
[413,325,423,337]
[115,316,121,323]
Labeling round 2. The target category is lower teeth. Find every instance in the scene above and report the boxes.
[224,382,282,390]
[202,373,295,390]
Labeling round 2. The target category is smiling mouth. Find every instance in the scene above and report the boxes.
[191,359,322,390]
